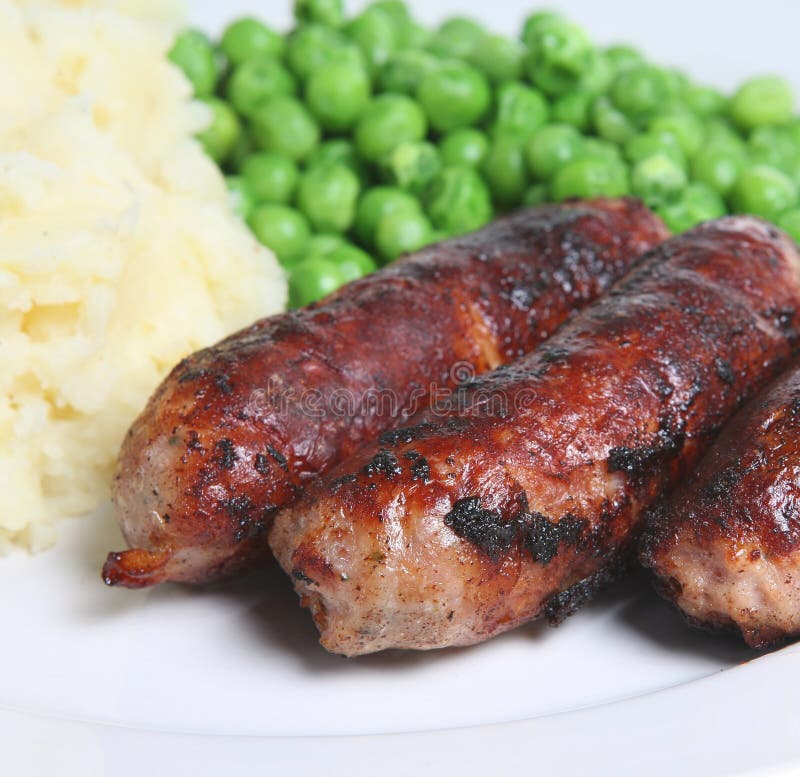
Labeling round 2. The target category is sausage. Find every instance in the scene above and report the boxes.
[269,217,800,656]
[104,198,668,588]
[640,358,800,649]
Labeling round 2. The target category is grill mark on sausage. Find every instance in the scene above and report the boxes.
[443,497,585,565]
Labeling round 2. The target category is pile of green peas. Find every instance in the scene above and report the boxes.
[169,0,800,308]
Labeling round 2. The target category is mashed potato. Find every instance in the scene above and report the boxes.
[0,0,287,551]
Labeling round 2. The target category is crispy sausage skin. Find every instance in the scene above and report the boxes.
[641,359,800,649]
[105,199,667,588]
[269,217,800,656]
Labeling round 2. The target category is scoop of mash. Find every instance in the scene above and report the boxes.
[0,0,286,551]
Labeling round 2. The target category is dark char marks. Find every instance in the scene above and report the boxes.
[525,513,584,564]
[362,449,403,478]
[543,553,631,625]
[214,439,238,470]
[329,473,358,495]
[214,373,234,395]
[444,498,520,561]
[254,454,270,475]
[443,497,585,564]
[379,423,438,447]
[404,451,431,482]
[267,445,288,470]
[607,426,684,478]
[714,358,735,385]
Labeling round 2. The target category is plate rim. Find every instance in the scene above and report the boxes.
[3,645,800,777]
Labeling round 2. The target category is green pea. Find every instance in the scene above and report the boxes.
[730,76,795,131]
[526,123,583,180]
[345,7,399,70]
[551,91,592,131]
[196,98,241,164]
[221,18,284,66]
[482,134,529,209]
[523,182,551,206]
[251,96,320,161]
[604,44,644,76]
[424,166,493,235]
[579,51,613,97]
[417,62,491,133]
[577,138,624,165]
[327,243,378,281]
[248,204,311,265]
[778,209,800,244]
[168,29,218,97]
[520,11,563,48]
[469,34,524,84]
[403,21,432,50]
[491,81,549,138]
[379,50,440,95]
[703,118,747,152]
[383,141,442,194]
[657,182,726,234]
[376,209,434,262]
[631,153,688,207]
[241,152,299,204]
[524,16,594,97]
[369,1,412,28]
[624,131,686,169]
[730,165,799,221]
[225,176,256,220]
[610,65,670,123]
[354,186,421,246]
[592,96,637,145]
[306,139,366,179]
[748,126,800,171]
[551,157,630,201]
[228,131,254,172]
[440,128,489,168]
[663,68,690,98]
[307,233,347,259]
[684,84,727,117]
[289,258,348,306]
[286,24,361,82]
[354,94,427,162]
[425,230,449,247]
[225,57,297,119]
[294,0,344,27]
[297,164,360,233]
[649,112,705,158]
[305,60,371,132]
[691,143,745,196]
[428,16,484,59]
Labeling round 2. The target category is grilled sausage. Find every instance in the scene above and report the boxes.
[105,199,667,588]
[641,358,800,649]
[269,217,800,656]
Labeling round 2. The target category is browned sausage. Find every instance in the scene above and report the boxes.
[269,217,800,656]
[641,358,800,649]
[105,199,667,588]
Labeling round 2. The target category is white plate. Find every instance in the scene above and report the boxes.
[4,1,800,775]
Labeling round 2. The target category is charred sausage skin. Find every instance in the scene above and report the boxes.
[641,359,800,649]
[105,199,667,588]
[270,217,800,656]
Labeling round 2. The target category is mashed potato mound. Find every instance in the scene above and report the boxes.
[0,0,287,552]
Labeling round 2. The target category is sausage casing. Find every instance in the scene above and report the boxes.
[641,358,800,649]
